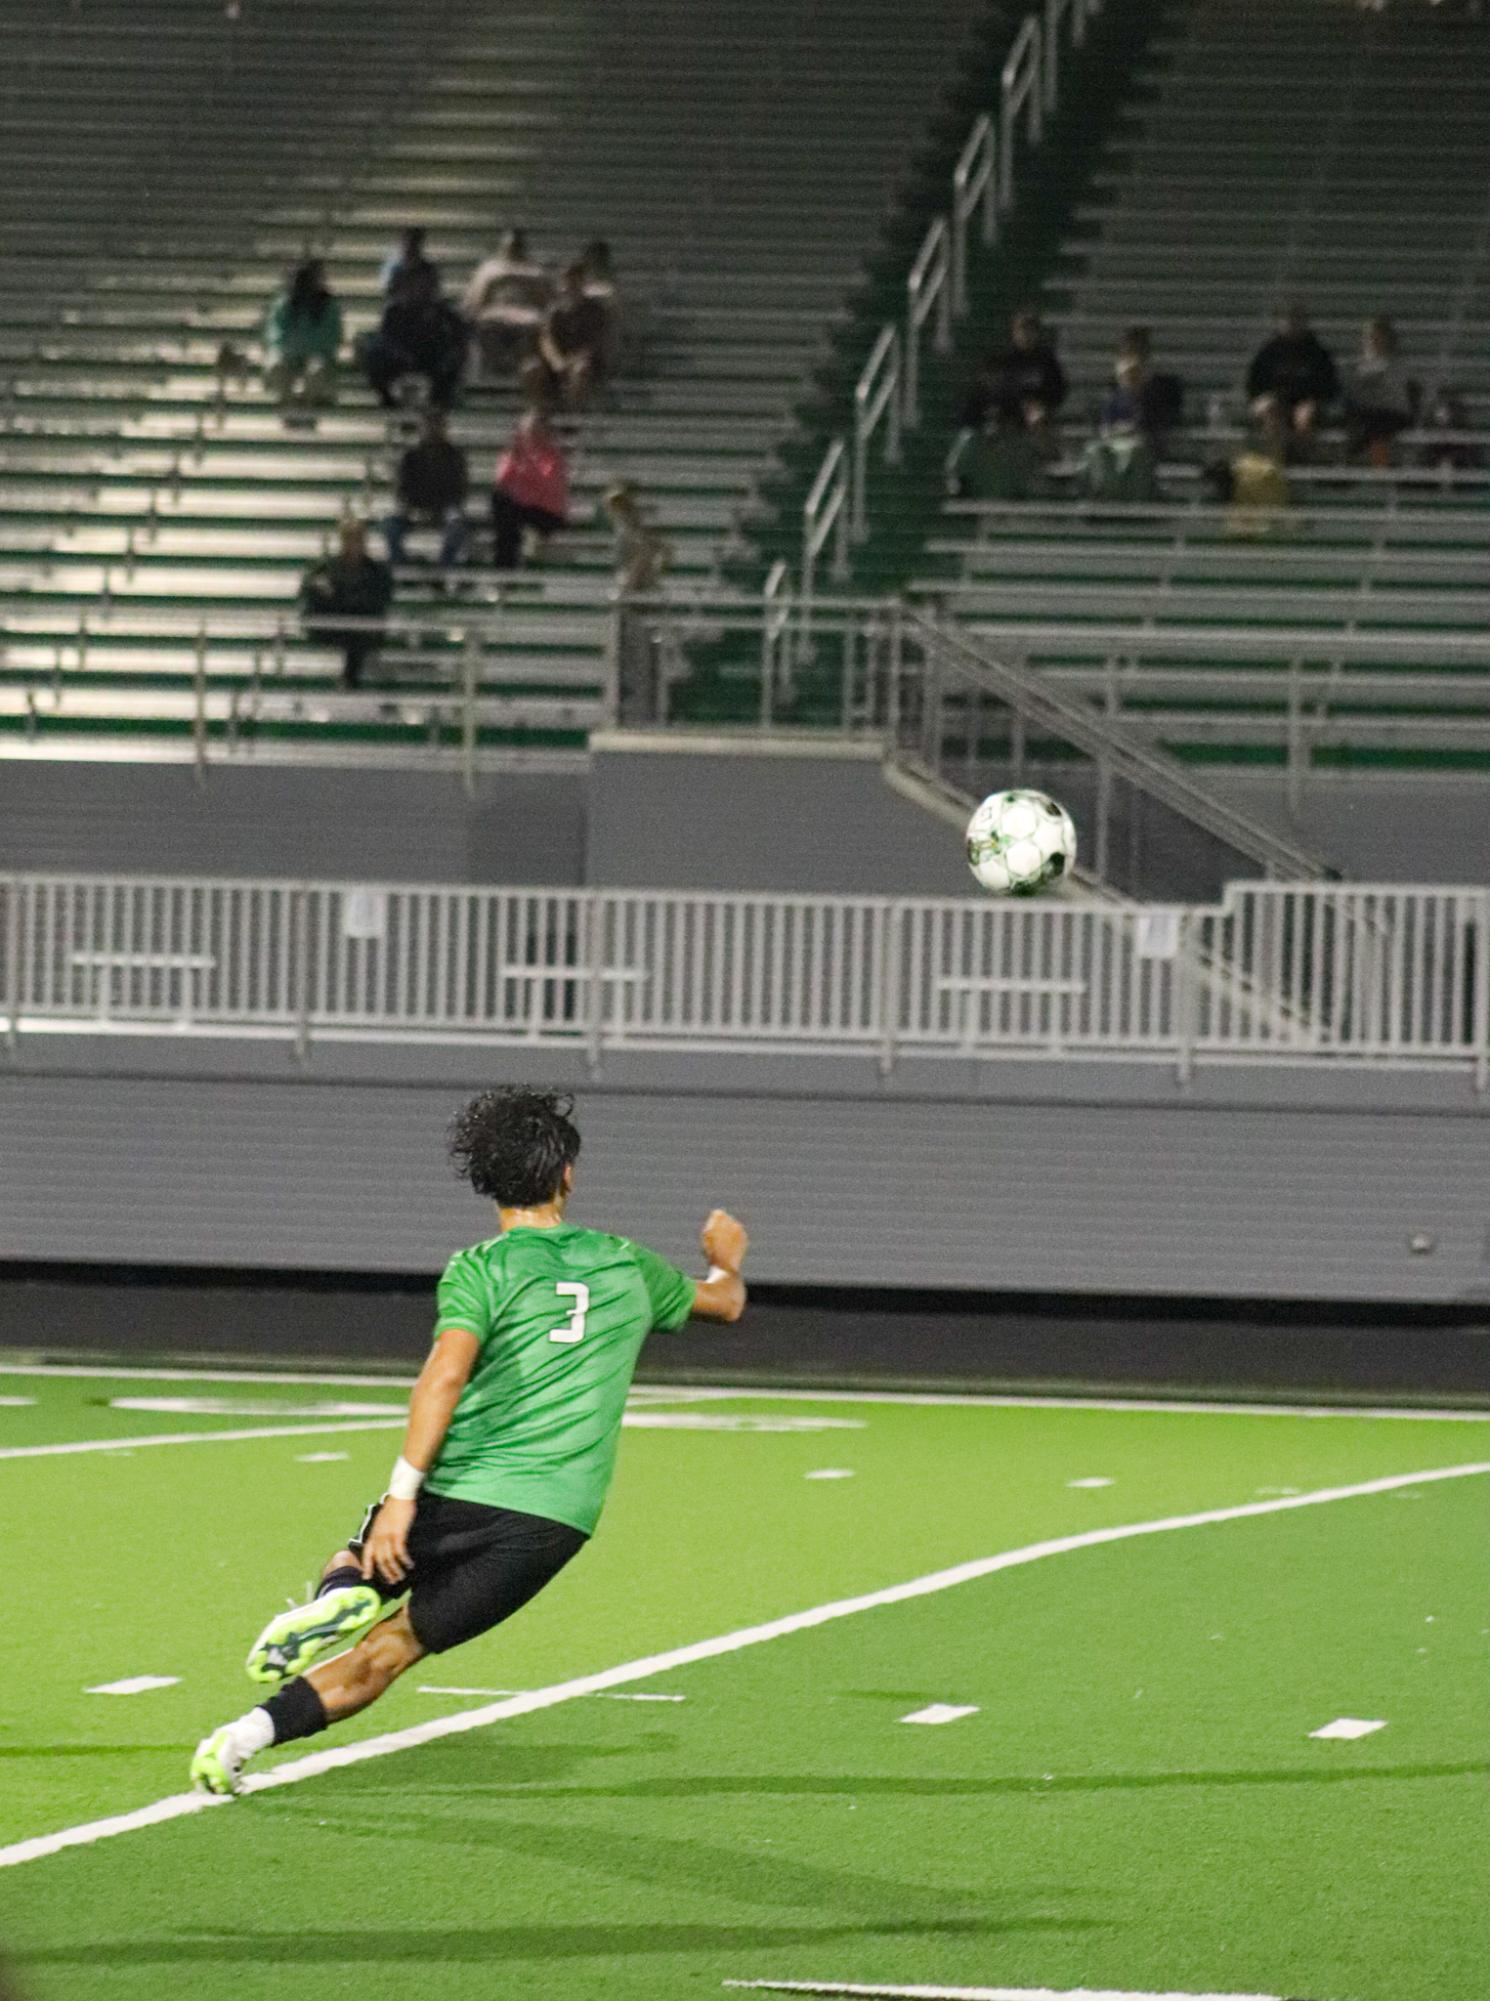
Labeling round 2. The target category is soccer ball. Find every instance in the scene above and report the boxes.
[965,788,1076,896]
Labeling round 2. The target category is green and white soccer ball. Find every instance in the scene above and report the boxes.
[965,788,1077,896]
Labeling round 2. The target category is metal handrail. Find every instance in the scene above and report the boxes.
[897,608,1329,882]
[852,323,903,539]
[1044,0,1075,110]
[1000,16,1044,210]
[4,872,1485,1081]
[952,113,997,315]
[760,559,792,723]
[801,437,851,629]
[904,217,952,427]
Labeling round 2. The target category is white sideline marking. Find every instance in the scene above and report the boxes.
[295,1452,350,1464]
[0,1396,36,1406]
[806,1468,857,1481]
[621,1414,865,1433]
[86,1676,180,1696]
[1310,1717,1386,1741]
[417,1685,685,1703]
[1067,1477,1114,1489]
[724,1983,1287,1999]
[2,1455,1485,1872]
[110,1397,406,1418]
[4,1362,1489,1423]
[0,1418,405,1461]
[899,1704,979,1726]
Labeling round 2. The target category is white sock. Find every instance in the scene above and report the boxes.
[228,1707,276,1757]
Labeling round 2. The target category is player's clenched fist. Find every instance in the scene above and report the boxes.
[702,1208,748,1273]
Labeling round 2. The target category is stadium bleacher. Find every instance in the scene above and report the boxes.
[910,0,1490,771]
[0,0,978,757]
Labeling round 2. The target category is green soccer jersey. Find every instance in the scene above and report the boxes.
[424,1222,696,1534]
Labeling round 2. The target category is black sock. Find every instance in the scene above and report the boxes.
[262,1677,329,1745]
[319,1564,364,1597]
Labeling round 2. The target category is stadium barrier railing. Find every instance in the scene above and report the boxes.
[2,875,1485,1085]
[803,0,1107,590]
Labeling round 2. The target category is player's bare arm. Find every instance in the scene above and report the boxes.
[691,1207,749,1322]
[361,1326,480,1585]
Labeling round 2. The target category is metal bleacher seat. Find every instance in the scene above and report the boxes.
[914,0,1490,770]
[0,0,982,758]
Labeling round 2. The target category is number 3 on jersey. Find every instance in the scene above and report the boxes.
[550,1280,590,1344]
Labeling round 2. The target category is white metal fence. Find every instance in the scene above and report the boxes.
[3,876,1486,1081]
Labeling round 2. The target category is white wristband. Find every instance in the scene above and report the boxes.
[707,1264,734,1284]
[388,1455,425,1502]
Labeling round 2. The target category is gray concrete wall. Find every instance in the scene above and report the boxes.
[3,1066,1488,1303]
[584,738,973,895]
[1208,773,1490,885]
[0,762,588,884]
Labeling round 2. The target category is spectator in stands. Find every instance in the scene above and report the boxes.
[1419,387,1482,473]
[1343,316,1418,465]
[604,482,670,593]
[357,264,469,410]
[299,517,394,688]
[380,226,439,298]
[579,237,621,373]
[491,402,570,568]
[383,411,470,572]
[580,239,617,307]
[263,259,343,414]
[948,306,1067,494]
[605,482,671,723]
[1101,325,1184,452]
[1245,303,1339,451]
[462,228,552,380]
[536,261,610,407]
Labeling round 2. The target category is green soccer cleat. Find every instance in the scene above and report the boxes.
[190,1725,247,1798]
[244,1583,385,1684]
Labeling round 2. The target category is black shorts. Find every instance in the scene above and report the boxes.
[350,1492,587,1655]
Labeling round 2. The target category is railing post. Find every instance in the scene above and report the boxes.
[4,876,19,1050]
[1477,890,1490,1093]
[585,891,606,1074]
[293,883,312,1063]
[1175,909,1196,1084]
[952,114,997,316]
[879,901,902,1076]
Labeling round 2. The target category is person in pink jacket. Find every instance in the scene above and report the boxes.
[490,404,570,568]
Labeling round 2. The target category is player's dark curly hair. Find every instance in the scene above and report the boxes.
[448,1086,582,1206]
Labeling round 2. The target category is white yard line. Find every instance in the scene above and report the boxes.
[724,1984,1287,2000]
[0,1418,406,1461]
[2,1456,1484,1872]
[3,1362,1486,1423]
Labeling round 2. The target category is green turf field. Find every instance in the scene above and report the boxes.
[3,1363,1488,2001]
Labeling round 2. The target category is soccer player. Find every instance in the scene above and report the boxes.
[190,1086,747,1796]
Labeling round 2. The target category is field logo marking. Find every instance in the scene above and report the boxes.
[2,1456,1485,1872]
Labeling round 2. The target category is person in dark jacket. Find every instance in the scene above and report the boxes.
[947,307,1067,495]
[382,411,470,570]
[358,265,469,411]
[1245,303,1339,447]
[534,261,611,407]
[299,518,394,688]
[961,307,1068,433]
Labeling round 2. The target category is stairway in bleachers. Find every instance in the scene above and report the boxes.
[0,0,979,761]
[912,0,1490,772]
